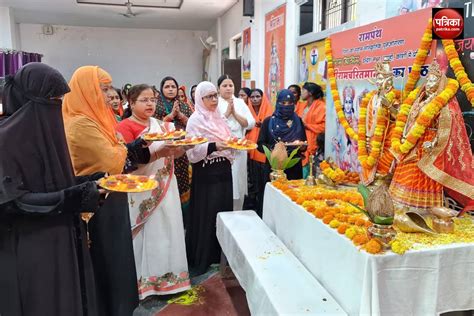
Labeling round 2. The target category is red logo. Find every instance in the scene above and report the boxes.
[432,8,464,39]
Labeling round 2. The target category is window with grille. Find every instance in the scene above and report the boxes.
[321,0,357,31]
[299,0,314,36]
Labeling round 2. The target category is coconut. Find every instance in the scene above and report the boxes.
[367,183,394,218]
[270,142,288,170]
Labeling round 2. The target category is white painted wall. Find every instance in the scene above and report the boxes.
[18,24,207,89]
[356,0,387,27]
[207,21,219,84]
[0,7,19,49]
[220,0,250,52]
[212,0,298,90]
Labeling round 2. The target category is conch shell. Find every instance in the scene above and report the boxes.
[270,142,288,170]
[394,211,436,234]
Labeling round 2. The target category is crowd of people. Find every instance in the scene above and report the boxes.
[0,62,326,316]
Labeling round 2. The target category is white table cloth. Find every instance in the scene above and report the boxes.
[263,184,474,316]
[217,211,347,315]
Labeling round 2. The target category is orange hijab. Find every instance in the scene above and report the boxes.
[246,93,274,163]
[179,85,194,111]
[63,66,119,145]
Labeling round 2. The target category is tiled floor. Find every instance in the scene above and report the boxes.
[134,266,250,316]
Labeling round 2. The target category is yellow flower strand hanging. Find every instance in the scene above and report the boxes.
[391,78,459,155]
[442,39,474,108]
[403,19,433,99]
[325,37,358,141]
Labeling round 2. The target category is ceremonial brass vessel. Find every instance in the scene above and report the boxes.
[367,224,396,249]
[432,217,455,233]
[270,169,287,182]
[305,155,316,186]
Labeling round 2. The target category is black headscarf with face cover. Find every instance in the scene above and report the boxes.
[0,62,74,204]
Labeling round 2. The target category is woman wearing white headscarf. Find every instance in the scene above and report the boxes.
[185,81,234,276]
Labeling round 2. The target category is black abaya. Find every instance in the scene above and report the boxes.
[257,116,307,180]
[0,63,101,316]
[0,182,100,316]
[186,144,233,276]
[88,192,139,316]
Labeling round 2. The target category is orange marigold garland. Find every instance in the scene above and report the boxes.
[403,18,433,99]
[391,78,459,155]
[357,89,401,170]
[325,37,358,141]
[442,39,474,107]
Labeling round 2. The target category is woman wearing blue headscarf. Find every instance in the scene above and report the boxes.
[257,89,306,180]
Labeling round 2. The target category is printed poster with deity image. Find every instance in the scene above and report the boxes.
[242,27,251,82]
[264,5,286,105]
[325,8,437,173]
[297,39,327,90]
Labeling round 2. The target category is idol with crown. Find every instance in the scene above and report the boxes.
[357,58,402,185]
[389,60,474,211]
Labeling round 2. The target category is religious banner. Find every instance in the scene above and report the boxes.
[297,39,327,89]
[325,8,436,172]
[264,5,286,104]
[242,27,251,81]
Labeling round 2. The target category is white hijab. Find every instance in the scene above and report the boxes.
[186,81,233,163]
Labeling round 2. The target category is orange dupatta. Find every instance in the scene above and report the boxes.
[295,100,307,117]
[246,94,274,163]
[179,85,195,112]
[63,66,127,175]
[302,99,326,165]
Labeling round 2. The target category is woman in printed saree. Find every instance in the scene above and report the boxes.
[63,66,149,316]
[116,84,190,299]
[389,60,474,211]
[154,76,193,223]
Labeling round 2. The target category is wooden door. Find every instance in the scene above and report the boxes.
[223,58,242,96]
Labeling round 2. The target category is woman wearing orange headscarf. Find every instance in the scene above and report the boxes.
[178,85,195,111]
[289,84,307,116]
[245,89,273,216]
[63,66,147,316]
[300,82,326,178]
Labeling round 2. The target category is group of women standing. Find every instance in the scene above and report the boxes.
[0,61,326,316]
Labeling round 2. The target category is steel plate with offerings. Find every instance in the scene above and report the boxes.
[98,174,158,193]
[143,130,186,141]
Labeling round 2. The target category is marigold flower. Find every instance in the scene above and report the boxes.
[365,239,382,254]
[345,227,357,239]
[353,234,369,245]
[337,224,348,234]
[355,218,366,226]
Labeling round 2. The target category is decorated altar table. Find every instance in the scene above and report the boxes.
[262,183,474,316]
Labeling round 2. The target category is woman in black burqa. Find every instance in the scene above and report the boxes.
[0,63,102,316]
